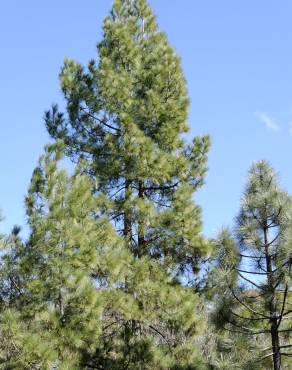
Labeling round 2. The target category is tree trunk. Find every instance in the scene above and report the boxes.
[137,180,145,258]
[271,319,281,370]
[264,225,281,370]
[124,178,132,244]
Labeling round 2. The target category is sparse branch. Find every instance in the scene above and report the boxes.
[80,107,121,133]
[259,352,274,361]
[283,310,292,317]
[267,231,281,247]
[277,284,288,328]
[149,325,166,340]
[227,319,270,334]
[231,289,271,319]
[267,206,282,228]
[237,271,263,290]
[240,253,266,259]
[236,267,270,276]
[109,185,126,200]
[230,311,270,321]
[223,325,270,335]
[143,181,180,192]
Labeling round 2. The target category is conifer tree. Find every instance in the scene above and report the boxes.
[0,143,208,369]
[22,143,122,368]
[0,143,130,368]
[210,161,292,370]
[0,220,58,368]
[42,0,212,367]
[45,0,211,276]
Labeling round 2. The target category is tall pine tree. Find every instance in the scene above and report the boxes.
[43,0,212,367]
[45,0,211,277]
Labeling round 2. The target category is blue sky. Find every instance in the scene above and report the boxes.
[1,0,292,237]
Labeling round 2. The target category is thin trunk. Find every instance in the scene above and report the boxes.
[124,178,132,244]
[137,180,145,258]
[264,225,281,370]
[271,321,281,370]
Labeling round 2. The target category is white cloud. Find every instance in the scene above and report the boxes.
[255,111,280,132]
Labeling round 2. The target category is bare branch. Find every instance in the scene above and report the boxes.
[237,271,263,290]
[267,231,280,247]
[283,310,292,317]
[236,268,269,276]
[240,253,266,259]
[277,284,288,328]
[80,107,121,133]
[259,352,274,361]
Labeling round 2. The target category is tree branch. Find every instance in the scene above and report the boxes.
[277,284,288,328]
[230,311,270,321]
[80,107,121,133]
[231,289,270,319]
[237,271,263,290]
[236,268,269,276]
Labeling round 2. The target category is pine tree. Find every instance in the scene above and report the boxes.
[24,142,141,369]
[0,219,58,368]
[209,161,292,370]
[0,142,209,369]
[42,1,211,368]
[0,143,130,368]
[45,0,211,276]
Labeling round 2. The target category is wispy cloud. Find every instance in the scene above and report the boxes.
[255,111,280,132]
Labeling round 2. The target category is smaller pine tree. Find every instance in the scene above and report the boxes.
[209,161,292,370]
[0,143,129,368]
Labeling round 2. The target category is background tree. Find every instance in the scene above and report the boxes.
[0,217,58,368]
[209,161,292,370]
[204,230,272,370]
[0,143,129,369]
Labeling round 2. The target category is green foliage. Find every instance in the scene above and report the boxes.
[0,145,125,367]
[41,1,212,367]
[207,161,292,370]
[0,1,290,367]
[2,0,291,368]
[45,0,211,274]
